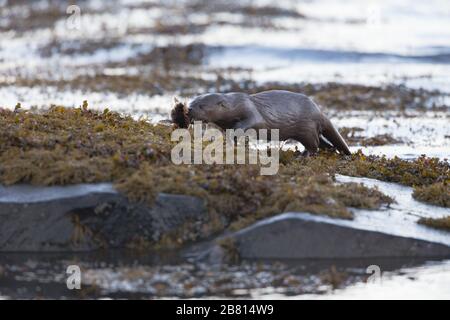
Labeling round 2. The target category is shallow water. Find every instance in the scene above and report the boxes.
[300,259,450,300]
[334,111,450,159]
[1,0,450,105]
[0,250,446,299]
[336,175,450,245]
[204,0,450,90]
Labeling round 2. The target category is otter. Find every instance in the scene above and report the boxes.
[185,90,351,156]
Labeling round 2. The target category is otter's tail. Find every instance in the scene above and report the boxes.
[321,117,351,155]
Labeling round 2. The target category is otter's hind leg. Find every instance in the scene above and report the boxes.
[319,135,336,151]
[296,132,320,156]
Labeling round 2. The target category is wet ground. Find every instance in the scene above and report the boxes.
[0,0,449,299]
[0,250,446,299]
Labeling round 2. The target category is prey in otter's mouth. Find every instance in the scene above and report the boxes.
[170,98,190,129]
[171,90,351,156]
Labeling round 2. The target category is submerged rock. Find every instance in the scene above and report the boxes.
[0,183,206,251]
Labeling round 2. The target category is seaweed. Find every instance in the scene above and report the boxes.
[332,182,393,209]
[413,182,450,207]
[244,83,447,111]
[418,216,450,232]
[336,151,450,187]
[360,134,402,146]
[217,237,240,264]
[1,105,447,248]
[320,266,348,290]
[5,74,446,112]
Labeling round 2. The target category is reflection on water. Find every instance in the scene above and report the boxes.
[300,260,450,300]
[0,251,447,299]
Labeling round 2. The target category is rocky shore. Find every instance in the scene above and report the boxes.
[1,181,449,263]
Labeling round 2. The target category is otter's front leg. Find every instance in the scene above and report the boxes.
[231,117,256,131]
[224,117,257,145]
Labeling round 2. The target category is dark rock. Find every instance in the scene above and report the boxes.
[0,184,206,252]
[194,212,450,262]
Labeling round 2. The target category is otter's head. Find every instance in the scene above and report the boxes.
[187,93,231,123]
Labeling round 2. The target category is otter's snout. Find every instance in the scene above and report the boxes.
[187,101,204,122]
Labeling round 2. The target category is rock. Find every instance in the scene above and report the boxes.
[197,212,450,262]
[2,183,449,260]
[0,183,206,251]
